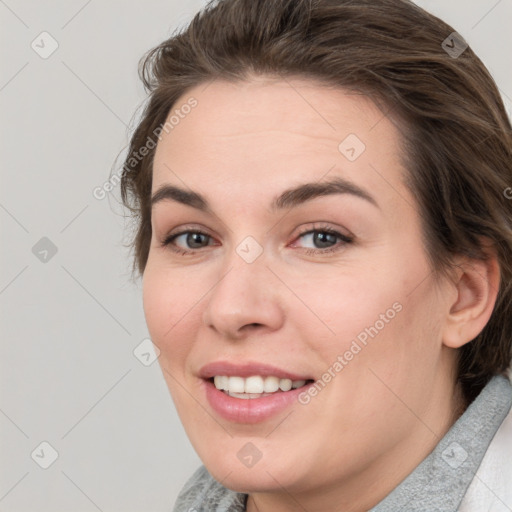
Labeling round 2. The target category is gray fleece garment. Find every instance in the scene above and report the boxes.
[173,375,512,512]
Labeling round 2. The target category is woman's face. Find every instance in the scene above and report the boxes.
[143,77,458,504]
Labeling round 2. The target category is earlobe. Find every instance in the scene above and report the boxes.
[442,252,500,349]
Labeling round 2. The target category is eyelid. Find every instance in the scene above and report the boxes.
[162,223,213,238]
[291,222,353,242]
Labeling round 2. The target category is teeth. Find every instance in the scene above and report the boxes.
[214,376,229,390]
[245,376,264,394]
[213,375,308,395]
[264,376,280,393]
[228,376,245,393]
[279,378,292,391]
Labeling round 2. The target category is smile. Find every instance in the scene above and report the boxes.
[199,362,315,423]
[213,375,309,397]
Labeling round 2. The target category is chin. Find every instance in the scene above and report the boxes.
[208,465,292,494]
[199,446,307,494]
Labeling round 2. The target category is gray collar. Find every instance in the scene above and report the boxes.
[371,375,512,512]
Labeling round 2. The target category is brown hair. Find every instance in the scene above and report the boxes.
[120,0,512,402]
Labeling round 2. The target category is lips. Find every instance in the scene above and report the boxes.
[199,361,315,424]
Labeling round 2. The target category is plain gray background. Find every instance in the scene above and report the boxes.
[1,1,511,511]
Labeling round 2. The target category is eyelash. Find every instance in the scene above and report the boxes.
[160,224,353,256]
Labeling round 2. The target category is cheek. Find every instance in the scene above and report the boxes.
[142,267,205,421]
[295,255,441,381]
[329,275,444,419]
[142,265,201,364]
[289,266,403,350]
[142,268,172,341]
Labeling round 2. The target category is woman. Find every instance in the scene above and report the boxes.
[120,0,512,510]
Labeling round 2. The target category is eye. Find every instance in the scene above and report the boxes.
[291,226,353,254]
[161,229,215,254]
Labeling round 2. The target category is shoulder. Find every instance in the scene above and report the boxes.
[172,465,247,512]
[459,370,512,512]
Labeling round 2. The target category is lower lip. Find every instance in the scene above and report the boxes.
[203,379,312,424]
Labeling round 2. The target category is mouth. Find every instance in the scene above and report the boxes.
[199,361,315,423]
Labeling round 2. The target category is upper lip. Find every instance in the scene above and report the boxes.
[199,361,313,381]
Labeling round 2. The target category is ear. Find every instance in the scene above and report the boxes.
[442,248,500,349]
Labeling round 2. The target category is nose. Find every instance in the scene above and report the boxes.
[202,251,285,340]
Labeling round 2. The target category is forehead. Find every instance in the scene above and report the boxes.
[151,77,408,207]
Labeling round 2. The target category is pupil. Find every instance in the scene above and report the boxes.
[187,233,207,248]
[314,232,336,248]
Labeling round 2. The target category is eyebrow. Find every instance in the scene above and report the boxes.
[150,176,379,212]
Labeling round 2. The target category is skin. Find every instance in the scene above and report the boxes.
[142,76,499,512]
